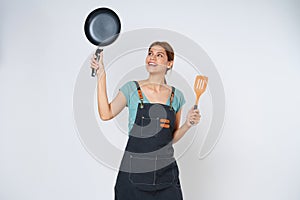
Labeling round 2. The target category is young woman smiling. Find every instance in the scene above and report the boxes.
[90,41,201,200]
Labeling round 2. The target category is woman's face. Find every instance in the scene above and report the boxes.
[145,45,173,74]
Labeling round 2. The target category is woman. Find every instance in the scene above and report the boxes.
[90,41,201,200]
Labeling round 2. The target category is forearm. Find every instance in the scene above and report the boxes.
[97,73,112,120]
[172,122,191,143]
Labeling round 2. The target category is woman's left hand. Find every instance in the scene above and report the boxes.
[185,107,201,127]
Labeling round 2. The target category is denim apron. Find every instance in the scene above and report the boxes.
[114,81,183,200]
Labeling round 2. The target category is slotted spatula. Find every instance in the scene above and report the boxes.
[193,75,208,109]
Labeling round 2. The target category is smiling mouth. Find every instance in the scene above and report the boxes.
[148,62,158,67]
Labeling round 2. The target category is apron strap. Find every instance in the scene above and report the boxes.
[134,81,144,108]
[134,81,175,110]
[169,86,175,110]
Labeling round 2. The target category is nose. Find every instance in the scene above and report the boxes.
[149,54,156,60]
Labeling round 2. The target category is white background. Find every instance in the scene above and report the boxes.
[0,0,300,199]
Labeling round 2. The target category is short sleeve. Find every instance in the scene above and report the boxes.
[174,88,186,113]
[119,81,136,107]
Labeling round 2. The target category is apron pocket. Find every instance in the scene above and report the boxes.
[129,155,155,185]
[155,159,176,185]
[129,155,177,191]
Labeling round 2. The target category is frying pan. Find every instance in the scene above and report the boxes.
[84,7,121,77]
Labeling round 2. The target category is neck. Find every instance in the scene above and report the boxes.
[143,74,166,91]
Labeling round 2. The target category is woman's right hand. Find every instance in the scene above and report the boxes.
[90,51,105,78]
[185,107,201,127]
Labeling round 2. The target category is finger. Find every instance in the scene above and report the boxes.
[194,113,201,119]
[91,66,98,70]
[91,57,96,63]
[193,115,199,120]
[192,113,199,118]
[92,61,98,66]
[195,117,201,121]
[90,58,95,65]
[194,113,201,117]
[90,66,98,70]
[193,115,201,120]
[91,60,98,66]
[90,63,99,69]
[193,109,200,114]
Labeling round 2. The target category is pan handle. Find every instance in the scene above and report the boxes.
[92,48,103,77]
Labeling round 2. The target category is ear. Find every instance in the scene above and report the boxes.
[167,61,173,69]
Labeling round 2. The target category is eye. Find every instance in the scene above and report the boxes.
[157,54,163,57]
[148,52,152,56]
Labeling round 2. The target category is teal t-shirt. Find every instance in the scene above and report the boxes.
[119,81,186,132]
